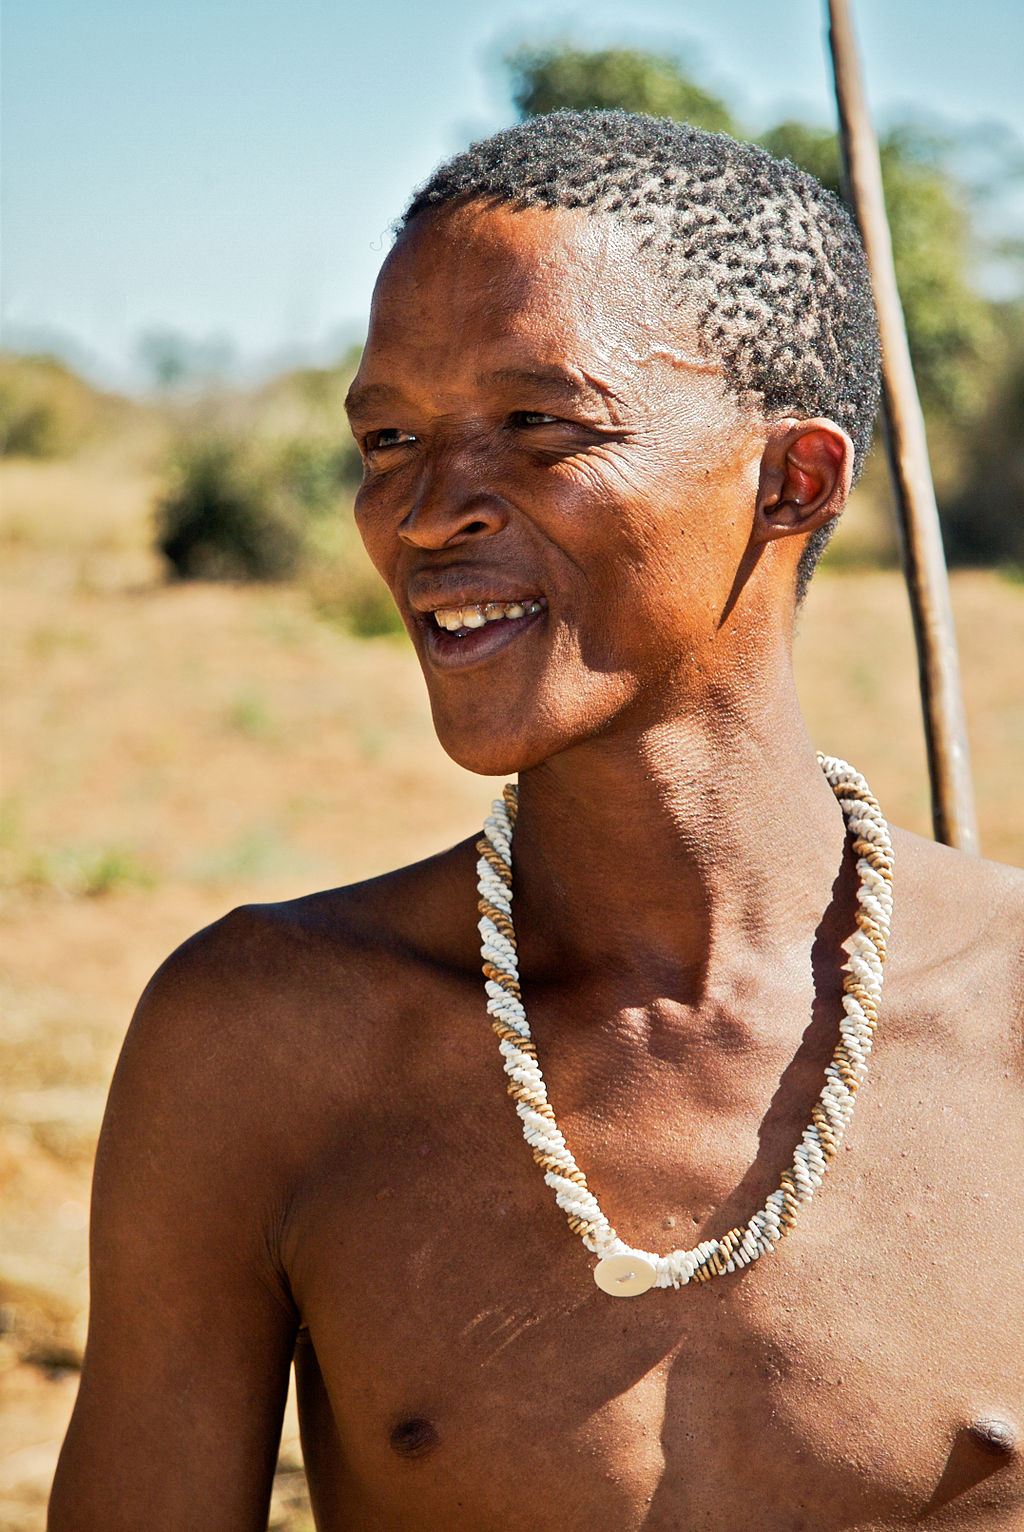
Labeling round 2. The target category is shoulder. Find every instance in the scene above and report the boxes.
[119,835,484,1104]
[888,828,1024,964]
[96,837,486,1251]
[168,831,483,989]
[884,827,1024,1058]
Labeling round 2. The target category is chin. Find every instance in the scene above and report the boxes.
[434,726,548,779]
[427,700,566,778]
[424,667,637,778]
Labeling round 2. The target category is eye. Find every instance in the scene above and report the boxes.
[509,411,560,428]
[365,427,417,452]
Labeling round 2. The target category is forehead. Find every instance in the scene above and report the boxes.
[359,201,712,388]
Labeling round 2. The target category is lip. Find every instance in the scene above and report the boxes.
[407,570,545,617]
[418,600,548,672]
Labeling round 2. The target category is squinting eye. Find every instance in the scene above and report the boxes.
[365,428,417,451]
[510,411,560,428]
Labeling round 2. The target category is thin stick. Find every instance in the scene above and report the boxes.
[826,0,978,852]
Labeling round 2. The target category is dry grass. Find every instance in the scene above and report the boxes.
[796,566,1024,865]
[0,452,1020,1528]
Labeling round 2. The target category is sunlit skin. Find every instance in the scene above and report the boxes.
[349,204,843,781]
[51,203,1022,1531]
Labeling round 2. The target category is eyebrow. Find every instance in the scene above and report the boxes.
[344,380,404,418]
[480,366,617,405]
[344,365,620,421]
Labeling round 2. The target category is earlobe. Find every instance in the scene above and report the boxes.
[753,418,853,544]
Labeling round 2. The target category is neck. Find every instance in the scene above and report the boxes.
[510,670,849,1000]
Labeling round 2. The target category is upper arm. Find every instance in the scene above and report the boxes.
[49,914,301,1531]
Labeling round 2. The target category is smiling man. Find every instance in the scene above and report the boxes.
[51,112,1022,1530]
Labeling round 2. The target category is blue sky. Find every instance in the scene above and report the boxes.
[4,0,1023,387]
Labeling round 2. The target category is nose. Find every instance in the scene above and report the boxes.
[398,457,510,551]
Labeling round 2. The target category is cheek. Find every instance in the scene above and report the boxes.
[352,490,400,584]
[551,454,742,632]
[635,451,759,600]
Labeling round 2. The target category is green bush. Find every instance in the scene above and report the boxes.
[155,435,306,581]
[941,304,1024,566]
[0,353,114,458]
[303,517,405,638]
[505,44,736,134]
[312,568,405,639]
[153,347,368,587]
[152,419,396,622]
[275,436,362,512]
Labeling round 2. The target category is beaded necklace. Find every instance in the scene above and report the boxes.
[476,754,894,1296]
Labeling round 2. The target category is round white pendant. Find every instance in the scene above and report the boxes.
[594,1253,657,1297]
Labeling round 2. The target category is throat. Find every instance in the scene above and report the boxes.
[475,756,894,1292]
[510,733,851,986]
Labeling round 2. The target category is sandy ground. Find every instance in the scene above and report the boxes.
[1,455,1021,1527]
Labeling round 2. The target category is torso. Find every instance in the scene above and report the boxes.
[238,828,1023,1530]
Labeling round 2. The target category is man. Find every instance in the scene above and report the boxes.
[51,112,1021,1529]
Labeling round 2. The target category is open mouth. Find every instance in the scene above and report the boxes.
[420,596,548,668]
[431,598,545,634]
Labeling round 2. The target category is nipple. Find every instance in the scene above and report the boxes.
[968,1418,1018,1456]
[925,1414,1019,1515]
[389,1417,440,1458]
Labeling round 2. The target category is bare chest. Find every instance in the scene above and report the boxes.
[283,1024,1023,1530]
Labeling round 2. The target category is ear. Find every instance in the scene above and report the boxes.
[752,418,854,544]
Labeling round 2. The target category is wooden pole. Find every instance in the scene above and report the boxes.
[826,0,979,852]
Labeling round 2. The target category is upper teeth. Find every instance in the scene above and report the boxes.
[433,600,543,632]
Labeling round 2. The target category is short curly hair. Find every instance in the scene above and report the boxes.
[401,110,881,598]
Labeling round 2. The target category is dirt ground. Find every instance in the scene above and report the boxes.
[1,455,1021,1528]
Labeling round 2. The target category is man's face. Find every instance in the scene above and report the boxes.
[346,201,767,775]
